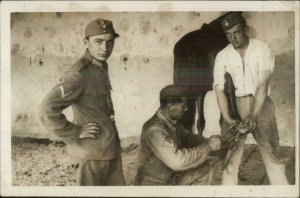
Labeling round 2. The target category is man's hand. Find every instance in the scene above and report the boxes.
[242,115,257,132]
[225,118,239,127]
[208,135,221,151]
[79,123,101,139]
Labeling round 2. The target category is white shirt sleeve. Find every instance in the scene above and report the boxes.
[257,43,275,73]
[213,52,226,90]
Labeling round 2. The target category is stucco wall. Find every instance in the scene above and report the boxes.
[11,12,295,146]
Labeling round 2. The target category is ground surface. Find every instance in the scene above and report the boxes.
[11,136,295,186]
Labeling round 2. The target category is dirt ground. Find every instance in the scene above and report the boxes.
[11,136,295,186]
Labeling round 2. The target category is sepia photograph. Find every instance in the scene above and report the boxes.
[1,1,299,197]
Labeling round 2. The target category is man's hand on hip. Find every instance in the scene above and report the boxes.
[79,123,101,139]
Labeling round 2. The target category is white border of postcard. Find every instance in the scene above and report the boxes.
[1,1,299,197]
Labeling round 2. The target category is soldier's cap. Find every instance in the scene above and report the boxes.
[221,12,245,31]
[160,84,186,100]
[85,18,119,38]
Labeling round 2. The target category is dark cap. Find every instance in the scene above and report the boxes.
[160,84,186,100]
[221,12,245,31]
[85,18,119,38]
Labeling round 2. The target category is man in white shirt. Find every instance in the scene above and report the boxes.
[213,12,289,185]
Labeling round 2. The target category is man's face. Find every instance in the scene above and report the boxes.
[84,33,115,61]
[168,98,188,121]
[225,23,248,49]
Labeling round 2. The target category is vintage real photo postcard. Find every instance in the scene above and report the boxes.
[1,1,299,197]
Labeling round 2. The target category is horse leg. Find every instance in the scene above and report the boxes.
[181,97,197,133]
[196,92,207,137]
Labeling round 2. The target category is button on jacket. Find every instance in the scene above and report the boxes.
[39,50,120,160]
[135,110,211,185]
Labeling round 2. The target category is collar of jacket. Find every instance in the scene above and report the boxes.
[156,109,177,132]
[82,49,107,69]
[71,49,107,72]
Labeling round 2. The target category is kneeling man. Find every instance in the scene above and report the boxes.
[135,85,221,185]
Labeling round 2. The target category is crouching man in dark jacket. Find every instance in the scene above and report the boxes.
[135,85,221,185]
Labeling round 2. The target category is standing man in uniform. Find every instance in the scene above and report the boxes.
[135,85,221,185]
[39,18,126,186]
[213,12,289,185]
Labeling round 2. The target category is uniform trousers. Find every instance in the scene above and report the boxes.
[76,153,126,186]
[221,96,289,185]
[138,161,213,185]
[172,161,213,185]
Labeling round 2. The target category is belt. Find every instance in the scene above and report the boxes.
[236,94,254,98]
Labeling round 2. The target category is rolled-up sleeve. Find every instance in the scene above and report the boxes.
[213,52,226,90]
[39,71,84,144]
[145,126,211,172]
[258,44,275,73]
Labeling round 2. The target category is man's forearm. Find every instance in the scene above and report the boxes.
[252,71,271,117]
[252,85,268,117]
[148,129,211,171]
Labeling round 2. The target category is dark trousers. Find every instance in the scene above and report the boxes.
[172,162,213,185]
[76,154,126,186]
[136,162,213,186]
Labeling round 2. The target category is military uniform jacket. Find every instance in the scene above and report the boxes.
[39,50,120,160]
[135,110,212,185]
